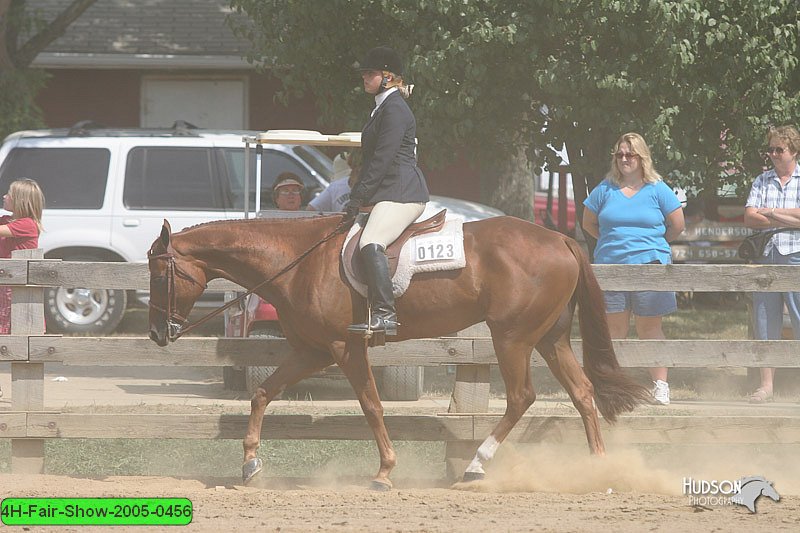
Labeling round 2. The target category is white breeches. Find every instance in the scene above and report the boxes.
[359,201,426,250]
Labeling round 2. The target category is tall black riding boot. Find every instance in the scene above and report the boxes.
[348,243,399,336]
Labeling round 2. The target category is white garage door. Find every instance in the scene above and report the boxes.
[141,78,247,129]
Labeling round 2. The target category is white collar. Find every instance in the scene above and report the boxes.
[372,87,398,116]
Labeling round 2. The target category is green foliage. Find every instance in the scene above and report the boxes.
[0,68,46,139]
[0,0,97,140]
[230,0,798,210]
[541,0,800,198]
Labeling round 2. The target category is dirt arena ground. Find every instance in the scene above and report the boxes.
[2,468,798,532]
[2,363,800,531]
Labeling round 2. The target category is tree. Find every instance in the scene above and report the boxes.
[0,0,98,138]
[536,0,799,238]
[229,0,799,221]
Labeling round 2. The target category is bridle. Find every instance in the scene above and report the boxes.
[148,243,207,341]
[148,217,352,342]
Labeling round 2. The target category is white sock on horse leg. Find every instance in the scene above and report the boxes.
[465,435,500,474]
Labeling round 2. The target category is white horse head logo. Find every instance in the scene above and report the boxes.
[730,476,780,513]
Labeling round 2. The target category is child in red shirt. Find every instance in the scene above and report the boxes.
[0,178,44,396]
[0,179,44,331]
[0,179,43,398]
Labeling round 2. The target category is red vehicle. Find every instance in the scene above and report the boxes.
[222,293,286,395]
[533,168,577,235]
[534,190,576,235]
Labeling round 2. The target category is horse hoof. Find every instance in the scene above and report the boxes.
[462,471,485,483]
[242,458,263,484]
[370,479,392,492]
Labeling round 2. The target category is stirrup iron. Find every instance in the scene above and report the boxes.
[348,307,399,337]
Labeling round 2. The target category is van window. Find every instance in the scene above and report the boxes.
[124,147,223,210]
[0,147,110,209]
[217,148,316,210]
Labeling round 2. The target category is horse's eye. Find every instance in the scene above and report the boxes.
[152,276,167,287]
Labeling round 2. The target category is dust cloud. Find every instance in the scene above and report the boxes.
[453,440,800,496]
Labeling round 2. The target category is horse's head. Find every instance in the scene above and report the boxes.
[147,220,208,346]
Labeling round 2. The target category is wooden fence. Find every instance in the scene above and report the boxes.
[2,252,800,476]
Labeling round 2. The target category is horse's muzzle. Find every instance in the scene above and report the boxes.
[149,327,169,347]
[149,320,182,346]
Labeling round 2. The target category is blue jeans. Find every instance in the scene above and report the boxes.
[603,290,677,317]
[752,248,800,340]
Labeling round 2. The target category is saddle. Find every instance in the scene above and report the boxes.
[343,209,447,282]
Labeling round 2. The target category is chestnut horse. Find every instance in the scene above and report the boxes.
[147,214,649,489]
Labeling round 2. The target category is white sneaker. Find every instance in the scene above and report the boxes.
[652,380,670,405]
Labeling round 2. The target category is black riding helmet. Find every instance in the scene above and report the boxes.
[357,46,403,76]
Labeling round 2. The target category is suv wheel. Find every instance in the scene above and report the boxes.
[44,254,127,335]
[379,366,424,401]
[245,325,284,395]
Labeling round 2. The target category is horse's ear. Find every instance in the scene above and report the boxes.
[160,220,172,247]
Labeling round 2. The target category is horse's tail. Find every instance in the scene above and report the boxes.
[564,238,652,422]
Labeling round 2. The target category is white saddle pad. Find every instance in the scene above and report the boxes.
[342,216,466,298]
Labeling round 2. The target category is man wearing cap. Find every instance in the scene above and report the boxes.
[272,172,305,211]
[307,153,352,212]
[344,46,430,337]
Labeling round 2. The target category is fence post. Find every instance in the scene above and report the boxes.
[10,248,45,474]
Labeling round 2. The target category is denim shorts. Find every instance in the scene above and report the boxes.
[603,290,677,317]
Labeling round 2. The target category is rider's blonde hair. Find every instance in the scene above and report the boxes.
[7,178,44,231]
[382,71,413,99]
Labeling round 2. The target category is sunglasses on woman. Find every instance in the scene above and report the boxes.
[614,151,640,160]
[765,146,786,156]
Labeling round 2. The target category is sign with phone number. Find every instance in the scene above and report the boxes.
[671,245,741,262]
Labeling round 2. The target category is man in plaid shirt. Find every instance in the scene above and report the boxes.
[744,125,800,403]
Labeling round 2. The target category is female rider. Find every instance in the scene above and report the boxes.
[344,46,429,336]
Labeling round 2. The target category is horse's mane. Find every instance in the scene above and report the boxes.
[176,214,342,235]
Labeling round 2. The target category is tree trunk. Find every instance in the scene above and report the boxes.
[480,147,534,222]
[14,0,97,67]
[0,0,14,69]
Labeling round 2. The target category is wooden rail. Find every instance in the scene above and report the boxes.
[2,255,799,476]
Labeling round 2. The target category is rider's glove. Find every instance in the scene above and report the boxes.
[343,200,361,222]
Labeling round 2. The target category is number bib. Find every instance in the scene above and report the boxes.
[411,234,464,263]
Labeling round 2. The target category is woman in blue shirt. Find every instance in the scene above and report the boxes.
[582,132,685,405]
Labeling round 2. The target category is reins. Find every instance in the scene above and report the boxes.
[149,218,352,340]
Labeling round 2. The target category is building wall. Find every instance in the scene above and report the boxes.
[36,70,141,127]
[35,69,320,131]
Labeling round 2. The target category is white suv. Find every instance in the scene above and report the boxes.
[0,123,334,334]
